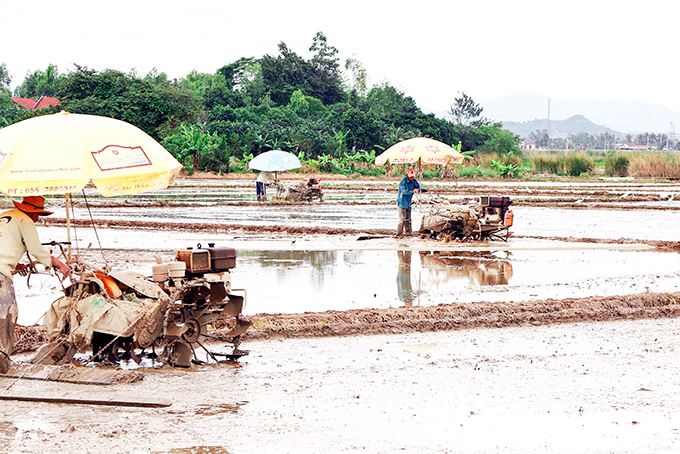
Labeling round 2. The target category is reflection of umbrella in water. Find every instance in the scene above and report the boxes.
[0,111,182,197]
[375,137,465,167]
[248,149,301,172]
[0,111,183,253]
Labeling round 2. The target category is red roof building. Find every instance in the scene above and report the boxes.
[11,96,60,111]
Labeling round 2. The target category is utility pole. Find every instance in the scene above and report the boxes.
[668,122,675,150]
[547,97,551,149]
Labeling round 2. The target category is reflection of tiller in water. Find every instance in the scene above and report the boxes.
[274,176,323,202]
[33,243,251,368]
[419,250,514,285]
[419,195,514,241]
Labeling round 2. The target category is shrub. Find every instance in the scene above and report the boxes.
[530,152,564,174]
[604,153,630,177]
[564,152,595,176]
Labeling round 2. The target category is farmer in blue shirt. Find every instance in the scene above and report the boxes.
[396,167,421,236]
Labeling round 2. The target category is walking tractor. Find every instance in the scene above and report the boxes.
[274,176,323,202]
[33,242,251,368]
[419,195,514,241]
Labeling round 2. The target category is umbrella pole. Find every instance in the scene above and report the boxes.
[65,193,72,261]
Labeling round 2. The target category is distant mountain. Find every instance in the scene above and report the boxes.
[481,93,680,135]
[502,115,621,140]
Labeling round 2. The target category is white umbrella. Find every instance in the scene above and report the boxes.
[248,150,301,172]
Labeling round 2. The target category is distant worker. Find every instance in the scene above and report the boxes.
[0,196,69,374]
[396,167,424,237]
[256,171,276,202]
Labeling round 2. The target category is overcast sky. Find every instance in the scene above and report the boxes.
[4,0,678,118]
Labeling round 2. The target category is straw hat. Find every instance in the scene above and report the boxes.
[13,196,53,216]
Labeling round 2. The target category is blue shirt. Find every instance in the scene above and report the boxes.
[397,177,420,208]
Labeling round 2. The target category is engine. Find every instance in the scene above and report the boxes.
[34,243,250,368]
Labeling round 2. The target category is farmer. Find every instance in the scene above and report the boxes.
[396,167,423,236]
[256,171,276,202]
[0,196,69,373]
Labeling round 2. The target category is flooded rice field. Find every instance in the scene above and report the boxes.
[4,319,680,453]
[15,244,680,327]
[3,176,680,453]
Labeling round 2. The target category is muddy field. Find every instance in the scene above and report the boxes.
[2,176,680,453]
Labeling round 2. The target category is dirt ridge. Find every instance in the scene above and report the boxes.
[229,292,680,341]
[15,292,679,354]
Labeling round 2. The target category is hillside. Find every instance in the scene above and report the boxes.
[501,115,622,139]
[481,93,680,135]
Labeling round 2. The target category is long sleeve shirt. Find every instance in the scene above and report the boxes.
[397,177,421,209]
[256,172,276,183]
[0,209,52,279]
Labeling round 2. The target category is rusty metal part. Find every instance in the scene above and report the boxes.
[31,341,76,365]
[36,246,251,370]
[419,195,513,241]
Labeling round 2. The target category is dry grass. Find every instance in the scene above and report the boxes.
[628,151,680,178]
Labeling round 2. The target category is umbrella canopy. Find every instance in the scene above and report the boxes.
[248,149,301,172]
[0,111,182,197]
[375,137,465,166]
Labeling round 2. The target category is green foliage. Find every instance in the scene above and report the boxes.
[564,152,595,176]
[448,91,487,126]
[0,64,20,125]
[4,35,534,180]
[161,123,229,173]
[0,94,18,127]
[491,161,523,178]
[260,35,344,106]
[604,153,630,177]
[340,109,381,151]
[0,63,11,91]
[477,123,521,155]
[230,152,255,172]
[366,83,419,127]
[57,66,200,139]
[344,57,368,98]
[458,165,497,178]
[14,64,61,98]
[490,153,529,178]
[289,89,310,117]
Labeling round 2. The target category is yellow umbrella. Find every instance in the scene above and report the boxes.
[375,137,465,167]
[0,111,181,197]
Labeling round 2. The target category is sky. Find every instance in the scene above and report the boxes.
[3,0,679,118]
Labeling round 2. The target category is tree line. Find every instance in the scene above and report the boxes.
[0,33,522,174]
[528,130,677,151]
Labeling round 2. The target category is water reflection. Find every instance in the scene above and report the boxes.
[419,250,513,285]
[397,250,415,306]
[234,249,516,314]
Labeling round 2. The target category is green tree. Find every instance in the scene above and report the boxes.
[259,34,344,106]
[161,123,228,173]
[0,63,16,126]
[366,83,419,127]
[56,66,199,139]
[308,31,344,105]
[529,130,550,149]
[0,63,11,92]
[340,108,381,151]
[448,91,487,126]
[478,123,521,155]
[289,89,310,117]
[14,64,61,98]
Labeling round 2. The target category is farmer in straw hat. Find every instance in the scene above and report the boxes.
[0,196,69,373]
